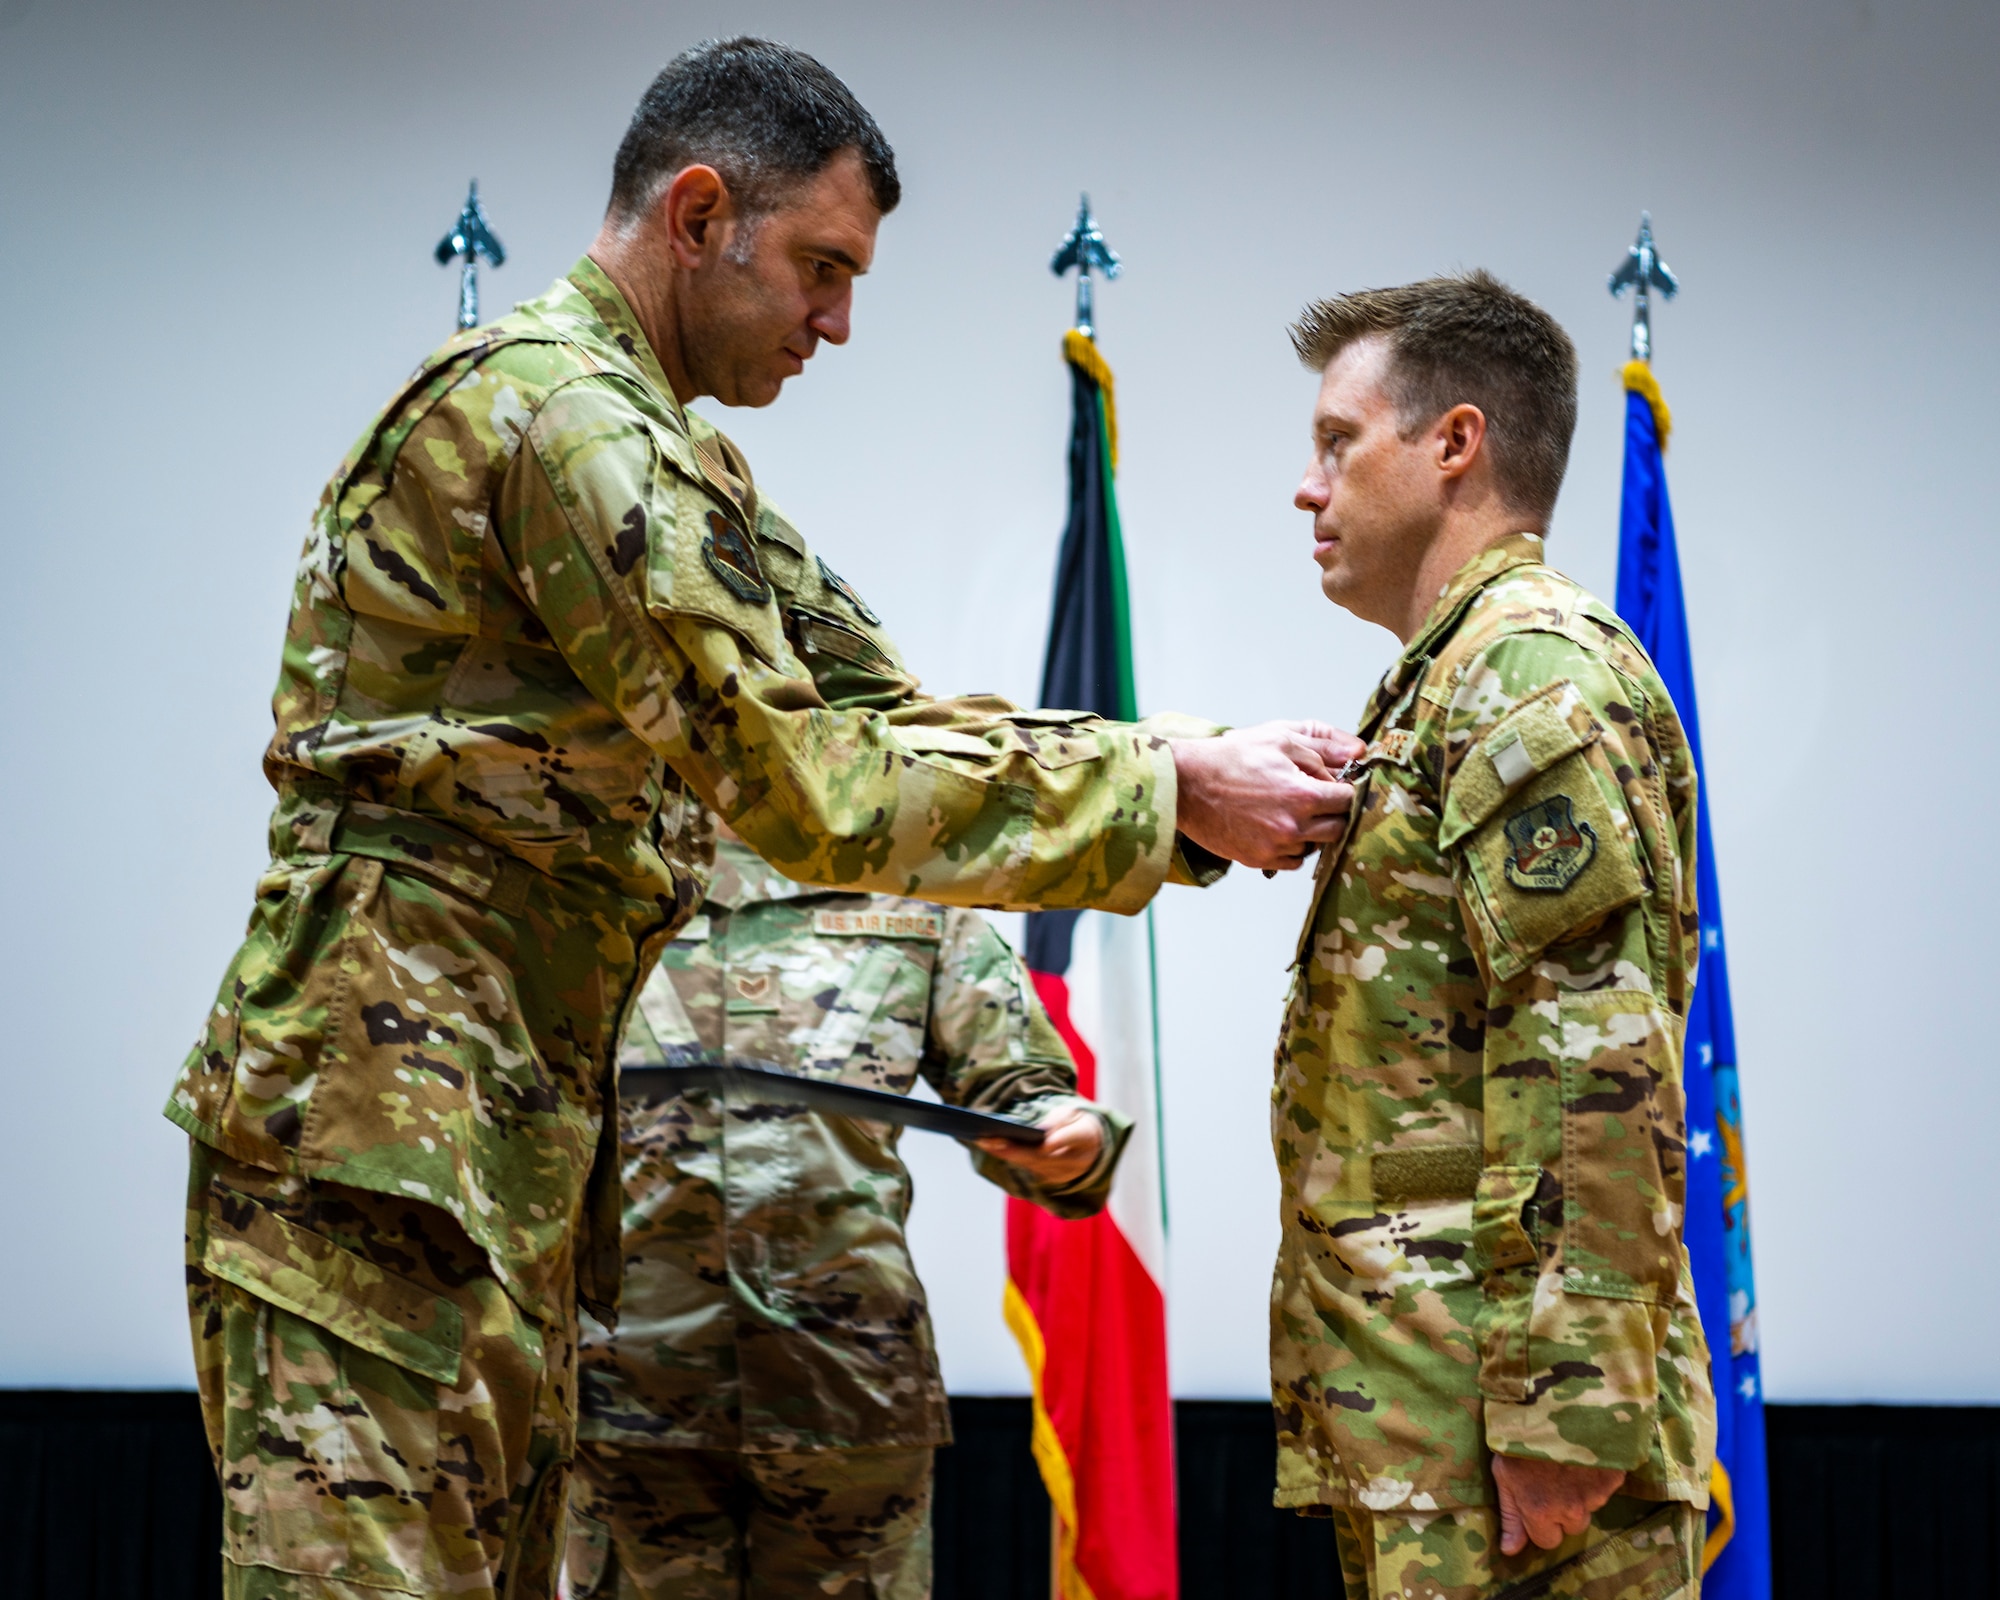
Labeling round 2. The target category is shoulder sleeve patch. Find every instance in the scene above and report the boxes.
[1455,748,1648,983]
[642,473,787,667]
[702,511,771,603]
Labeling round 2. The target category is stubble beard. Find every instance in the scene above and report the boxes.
[679,254,791,408]
[1318,507,1428,635]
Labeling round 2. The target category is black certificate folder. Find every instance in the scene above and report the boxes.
[619,1057,1048,1145]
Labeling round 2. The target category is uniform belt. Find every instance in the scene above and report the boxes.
[279,781,535,914]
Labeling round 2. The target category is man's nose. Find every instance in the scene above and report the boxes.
[809,289,852,346]
[1295,470,1327,512]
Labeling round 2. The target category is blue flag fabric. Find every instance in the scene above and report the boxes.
[1613,373,1771,1600]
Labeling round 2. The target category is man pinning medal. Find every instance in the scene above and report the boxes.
[168,37,1359,1600]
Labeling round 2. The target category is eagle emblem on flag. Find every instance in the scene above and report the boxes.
[1503,794,1597,891]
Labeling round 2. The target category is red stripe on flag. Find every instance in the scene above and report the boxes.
[1033,970,1095,1096]
[1008,971,1178,1600]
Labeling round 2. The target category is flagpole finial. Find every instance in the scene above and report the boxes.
[435,179,506,331]
[1608,211,1678,363]
[1050,193,1121,340]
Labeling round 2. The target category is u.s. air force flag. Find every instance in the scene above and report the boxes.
[1615,359,1771,1600]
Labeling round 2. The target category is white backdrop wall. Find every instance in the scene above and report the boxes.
[2,0,1995,1402]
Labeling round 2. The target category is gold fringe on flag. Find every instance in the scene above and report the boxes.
[1003,1279,1100,1600]
[1703,1459,1737,1571]
[1063,328,1119,473]
[1622,358,1673,448]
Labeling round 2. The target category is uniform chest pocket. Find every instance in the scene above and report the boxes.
[802,940,928,1072]
[1440,688,1647,983]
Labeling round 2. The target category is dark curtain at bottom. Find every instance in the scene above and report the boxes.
[0,1390,220,1600]
[2,1392,1995,1599]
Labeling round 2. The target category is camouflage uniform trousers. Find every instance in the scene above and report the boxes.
[564,1439,933,1599]
[1329,1493,1702,1600]
[185,1142,578,1600]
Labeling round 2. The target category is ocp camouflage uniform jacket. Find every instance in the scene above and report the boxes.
[579,839,1129,1454]
[1271,533,1718,1516]
[166,258,1217,1333]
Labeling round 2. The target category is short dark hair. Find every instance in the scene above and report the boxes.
[1290,272,1578,521]
[608,38,900,225]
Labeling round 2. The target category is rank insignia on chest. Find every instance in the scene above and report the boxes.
[703,511,771,603]
[816,556,881,626]
[1503,795,1597,892]
[731,971,777,1005]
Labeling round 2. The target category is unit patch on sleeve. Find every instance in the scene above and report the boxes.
[813,908,942,940]
[816,556,882,625]
[1502,795,1597,892]
[703,510,771,603]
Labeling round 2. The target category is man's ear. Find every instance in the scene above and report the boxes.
[1435,403,1488,483]
[660,164,731,270]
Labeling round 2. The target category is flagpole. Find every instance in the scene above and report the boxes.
[1016,194,1178,1600]
[1045,187,1123,1600]
[1608,213,1771,1600]
[434,179,505,331]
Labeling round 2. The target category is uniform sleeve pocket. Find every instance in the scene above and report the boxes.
[1453,744,1647,984]
[1472,1164,1541,1275]
[1472,1164,1542,1401]
[201,1184,463,1385]
[890,716,1104,772]
[888,724,1008,764]
[1553,989,1683,1306]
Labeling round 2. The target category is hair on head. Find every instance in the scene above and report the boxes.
[1290,271,1579,521]
[609,38,900,224]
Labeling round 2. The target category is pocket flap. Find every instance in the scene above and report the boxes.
[201,1185,463,1385]
[796,611,895,672]
[643,474,787,668]
[890,724,1005,762]
[1472,1164,1543,1274]
[1440,687,1593,849]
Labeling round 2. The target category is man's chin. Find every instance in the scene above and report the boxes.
[717,374,788,409]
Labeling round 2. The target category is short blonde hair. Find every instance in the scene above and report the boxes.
[1291,271,1578,521]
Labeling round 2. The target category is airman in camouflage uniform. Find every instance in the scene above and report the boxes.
[1271,276,1718,1598]
[562,836,1128,1598]
[167,41,1351,1600]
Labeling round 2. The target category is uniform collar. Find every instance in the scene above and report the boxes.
[1357,531,1548,733]
[557,255,688,428]
[558,256,762,518]
[702,839,823,911]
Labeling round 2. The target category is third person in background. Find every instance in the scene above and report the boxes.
[564,825,1119,1599]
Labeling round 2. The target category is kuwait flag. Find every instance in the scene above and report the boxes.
[1004,328,1178,1600]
